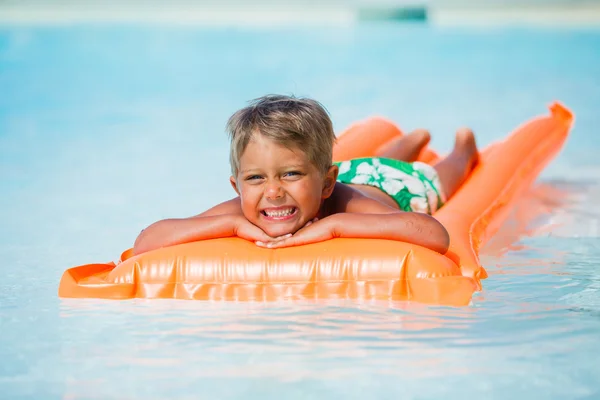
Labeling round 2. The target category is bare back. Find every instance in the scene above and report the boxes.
[324,182,401,217]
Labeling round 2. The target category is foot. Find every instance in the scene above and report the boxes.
[375,129,431,161]
[409,129,431,146]
[455,128,479,170]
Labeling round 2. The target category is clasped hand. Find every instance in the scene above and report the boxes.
[235,216,333,249]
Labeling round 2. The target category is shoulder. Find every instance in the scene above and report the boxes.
[327,182,399,214]
[194,197,243,218]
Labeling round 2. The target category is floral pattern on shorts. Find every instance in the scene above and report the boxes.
[335,157,446,214]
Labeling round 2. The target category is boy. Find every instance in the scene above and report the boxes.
[133,95,479,255]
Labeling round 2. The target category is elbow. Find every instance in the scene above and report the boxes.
[414,214,449,254]
[437,228,451,255]
[132,220,165,255]
[132,229,151,255]
[432,220,450,254]
[394,213,450,254]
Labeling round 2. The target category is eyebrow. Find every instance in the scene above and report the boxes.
[239,164,306,174]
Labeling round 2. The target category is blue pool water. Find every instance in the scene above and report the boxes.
[1,24,600,399]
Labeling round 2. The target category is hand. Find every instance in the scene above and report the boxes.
[255,217,335,249]
[234,216,291,244]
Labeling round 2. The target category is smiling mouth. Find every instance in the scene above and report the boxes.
[261,207,298,219]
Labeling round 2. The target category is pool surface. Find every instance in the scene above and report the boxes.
[1,24,600,399]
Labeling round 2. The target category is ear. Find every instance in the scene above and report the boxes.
[321,165,338,199]
[229,176,241,196]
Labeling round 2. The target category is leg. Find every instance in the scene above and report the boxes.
[375,129,431,162]
[433,128,479,199]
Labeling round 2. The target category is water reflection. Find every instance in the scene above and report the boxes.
[56,294,596,400]
[481,181,579,257]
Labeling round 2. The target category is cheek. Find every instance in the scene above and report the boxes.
[296,181,323,208]
[239,186,260,209]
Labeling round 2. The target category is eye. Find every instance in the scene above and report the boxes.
[283,171,302,178]
[245,175,263,181]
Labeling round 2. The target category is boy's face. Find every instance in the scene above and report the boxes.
[230,134,337,238]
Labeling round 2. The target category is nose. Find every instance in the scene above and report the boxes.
[264,179,284,200]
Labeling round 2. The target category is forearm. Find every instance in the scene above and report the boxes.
[133,214,240,255]
[328,212,450,254]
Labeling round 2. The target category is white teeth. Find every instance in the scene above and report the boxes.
[264,208,294,217]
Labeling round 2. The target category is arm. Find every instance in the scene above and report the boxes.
[336,184,449,252]
[261,212,449,254]
[133,197,274,255]
[334,212,449,253]
[260,183,450,254]
[133,214,239,255]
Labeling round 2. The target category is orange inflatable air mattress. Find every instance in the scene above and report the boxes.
[58,103,573,306]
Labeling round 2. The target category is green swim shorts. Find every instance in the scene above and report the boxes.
[334,157,446,214]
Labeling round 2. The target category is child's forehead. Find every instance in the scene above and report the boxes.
[245,134,306,156]
[239,136,315,168]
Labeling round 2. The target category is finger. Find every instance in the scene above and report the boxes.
[255,233,291,247]
[269,233,292,242]
[240,226,275,243]
[263,238,294,249]
[255,240,281,248]
[301,218,318,230]
[254,230,283,242]
[256,238,291,248]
